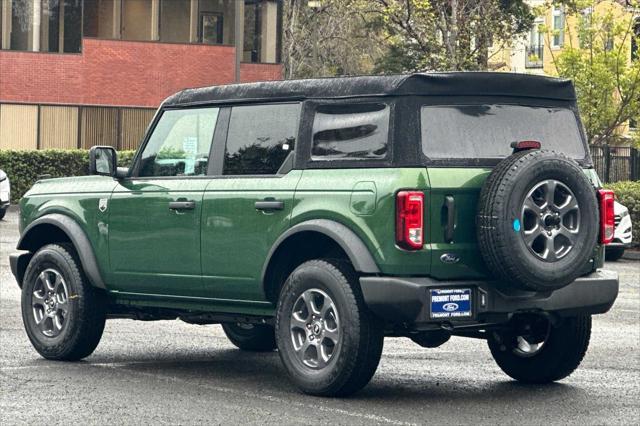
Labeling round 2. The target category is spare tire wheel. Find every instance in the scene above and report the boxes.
[477,150,598,291]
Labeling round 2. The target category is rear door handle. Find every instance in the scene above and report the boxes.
[169,200,196,210]
[255,199,284,211]
[444,195,456,243]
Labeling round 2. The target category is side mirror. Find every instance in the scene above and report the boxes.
[89,146,117,177]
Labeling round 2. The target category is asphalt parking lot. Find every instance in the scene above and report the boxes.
[1,207,638,425]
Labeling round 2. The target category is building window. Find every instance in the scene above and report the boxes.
[1,0,80,52]
[199,0,235,44]
[83,0,118,39]
[243,0,281,63]
[160,0,192,43]
[552,6,564,48]
[121,0,154,41]
[526,21,544,68]
[61,0,81,51]
[2,0,282,63]
[200,12,223,44]
[40,0,61,52]
[8,0,35,51]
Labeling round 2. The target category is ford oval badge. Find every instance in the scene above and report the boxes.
[443,302,459,312]
[440,253,460,264]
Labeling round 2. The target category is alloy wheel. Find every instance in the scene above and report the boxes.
[521,179,580,261]
[31,268,69,338]
[289,289,340,369]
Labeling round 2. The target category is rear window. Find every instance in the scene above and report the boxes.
[421,104,586,160]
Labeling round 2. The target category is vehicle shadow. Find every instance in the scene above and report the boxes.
[50,347,587,405]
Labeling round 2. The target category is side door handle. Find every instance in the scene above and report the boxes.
[169,200,196,210]
[255,198,284,211]
[443,195,456,243]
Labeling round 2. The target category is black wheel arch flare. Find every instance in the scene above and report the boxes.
[16,214,106,289]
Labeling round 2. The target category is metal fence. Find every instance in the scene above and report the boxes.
[589,145,639,183]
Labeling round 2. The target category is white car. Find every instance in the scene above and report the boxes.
[0,170,9,220]
[606,200,633,261]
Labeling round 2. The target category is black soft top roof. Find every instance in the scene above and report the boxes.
[163,72,576,107]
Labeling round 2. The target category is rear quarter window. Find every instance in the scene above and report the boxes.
[312,103,390,160]
[421,104,586,160]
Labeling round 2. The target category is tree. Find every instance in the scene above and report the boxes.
[368,0,535,72]
[282,0,535,78]
[546,0,640,145]
[282,0,384,79]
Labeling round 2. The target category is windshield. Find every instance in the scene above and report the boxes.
[421,104,586,160]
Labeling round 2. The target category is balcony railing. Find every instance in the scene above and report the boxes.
[525,45,544,68]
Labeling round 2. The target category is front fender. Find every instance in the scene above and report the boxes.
[17,214,106,289]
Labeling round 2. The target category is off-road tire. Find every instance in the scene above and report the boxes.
[488,315,591,383]
[605,247,625,261]
[275,259,384,397]
[477,150,599,291]
[221,323,276,352]
[21,243,106,360]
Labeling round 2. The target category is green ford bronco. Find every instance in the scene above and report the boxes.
[10,73,619,396]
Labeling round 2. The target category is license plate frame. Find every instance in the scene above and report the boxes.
[429,288,473,320]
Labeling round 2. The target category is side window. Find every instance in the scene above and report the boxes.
[311,104,390,160]
[223,104,300,175]
[138,108,219,177]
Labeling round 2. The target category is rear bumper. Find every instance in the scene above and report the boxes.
[360,269,619,326]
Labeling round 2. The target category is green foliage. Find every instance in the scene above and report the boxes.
[282,0,535,78]
[550,0,640,145]
[368,0,534,72]
[283,0,384,78]
[605,180,640,245]
[157,147,186,160]
[0,150,136,202]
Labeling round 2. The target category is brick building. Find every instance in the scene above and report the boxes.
[0,0,284,151]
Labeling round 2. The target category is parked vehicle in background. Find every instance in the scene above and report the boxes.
[9,73,619,397]
[605,201,633,261]
[0,170,10,220]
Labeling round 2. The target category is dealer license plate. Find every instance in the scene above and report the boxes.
[430,288,472,319]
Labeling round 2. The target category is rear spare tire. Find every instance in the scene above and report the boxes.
[477,150,598,291]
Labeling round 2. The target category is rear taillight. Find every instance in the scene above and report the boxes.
[396,191,424,250]
[597,189,615,244]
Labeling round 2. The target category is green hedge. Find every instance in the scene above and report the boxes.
[605,181,640,247]
[1,150,638,246]
[0,150,135,203]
